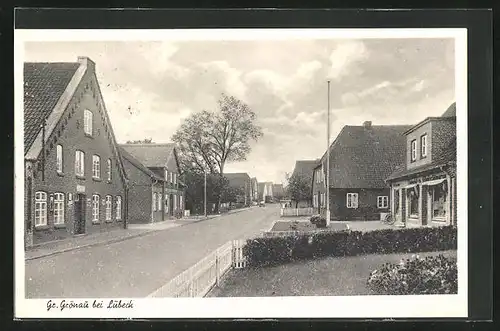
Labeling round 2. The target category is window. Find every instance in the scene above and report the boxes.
[105,195,112,221]
[34,191,47,226]
[165,194,169,213]
[313,194,317,207]
[84,109,93,135]
[410,139,417,162]
[92,155,101,179]
[107,159,112,181]
[152,193,157,211]
[165,170,168,181]
[346,193,359,209]
[53,193,65,225]
[170,172,173,183]
[75,150,85,177]
[431,183,447,220]
[409,187,419,217]
[56,145,63,173]
[116,196,122,220]
[179,195,183,210]
[420,134,428,158]
[377,196,389,209]
[92,194,100,223]
[393,189,400,213]
[157,193,162,211]
[173,195,177,210]
[173,173,177,185]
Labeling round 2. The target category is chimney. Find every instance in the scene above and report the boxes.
[77,56,95,72]
[363,121,372,129]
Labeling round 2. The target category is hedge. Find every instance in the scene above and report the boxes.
[244,225,457,268]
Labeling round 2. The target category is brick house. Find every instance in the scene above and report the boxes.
[119,143,185,221]
[386,103,457,227]
[311,121,411,221]
[223,173,252,206]
[290,159,319,208]
[24,57,128,247]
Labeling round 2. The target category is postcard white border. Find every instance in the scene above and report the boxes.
[15,28,468,319]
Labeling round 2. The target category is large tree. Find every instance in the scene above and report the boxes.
[172,93,263,212]
[285,172,313,208]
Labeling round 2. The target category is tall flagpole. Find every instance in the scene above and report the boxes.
[326,80,331,226]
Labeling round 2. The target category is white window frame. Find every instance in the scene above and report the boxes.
[173,195,177,211]
[92,155,101,179]
[165,194,169,213]
[107,159,112,181]
[157,193,162,211]
[420,134,428,158]
[75,150,85,177]
[105,195,112,221]
[152,192,157,212]
[170,172,173,183]
[410,139,417,162]
[116,196,122,220]
[56,144,63,173]
[34,191,47,227]
[84,109,93,136]
[53,192,65,225]
[179,195,183,210]
[377,195,389,209]
[92,194,100,223]
[165,170,168,181]
[346,193,359,209]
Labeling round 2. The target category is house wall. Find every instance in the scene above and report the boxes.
[328,188,390,221]
[431,120,456,159]
[406,122,433,170]
[122,157,153,224]
[29,70,126,245]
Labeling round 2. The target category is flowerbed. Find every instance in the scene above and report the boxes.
[244,225,457,268]
[367,254,458,295]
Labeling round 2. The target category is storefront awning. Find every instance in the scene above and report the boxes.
[422,178,446,186]
[404,183,418,189]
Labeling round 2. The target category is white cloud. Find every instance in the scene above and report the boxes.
[328,41,368,80]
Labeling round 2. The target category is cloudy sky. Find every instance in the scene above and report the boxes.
[24,37,455,184]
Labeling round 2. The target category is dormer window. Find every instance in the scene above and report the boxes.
[420,134,428,158]
[84,109,93,136]
[410,139,417,162]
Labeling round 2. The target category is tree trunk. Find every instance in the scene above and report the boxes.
[295,201,299,208]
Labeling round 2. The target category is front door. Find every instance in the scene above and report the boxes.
[401,189,407,224]
[169,194,174,216]
[74,194,86,235]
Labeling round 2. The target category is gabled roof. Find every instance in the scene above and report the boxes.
[118,146,164,181]
[319,124,412,188]
[224,172,251,188]
[387,137,456,181]
[441,102,456,118]
[24,62,80,153]
[292,159,320,178]
[120,143,177,169]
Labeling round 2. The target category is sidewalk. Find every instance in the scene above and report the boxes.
[25,206,255,261]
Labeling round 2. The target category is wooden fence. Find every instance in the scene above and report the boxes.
[280,207,314,217]
[147,239,247,298]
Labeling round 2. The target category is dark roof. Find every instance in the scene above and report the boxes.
[118,146,164,181]
[321,125,413,188]
[441,102,456,118]
[387,138,456,180]
[292,160,320,179]
[120,143,176,168]
[224,173,251,188]
[24,62,80,153]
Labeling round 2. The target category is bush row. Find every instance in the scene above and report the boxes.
[367,254,458,295]
[244,226,457,268]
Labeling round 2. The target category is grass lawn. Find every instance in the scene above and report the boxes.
[271,221,348,232]
[207,250,457,297]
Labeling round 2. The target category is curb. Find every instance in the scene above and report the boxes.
[25,207,256,261]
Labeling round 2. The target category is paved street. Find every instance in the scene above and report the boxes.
[25,205,279,298]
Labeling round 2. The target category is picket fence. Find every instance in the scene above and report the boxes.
[148,239,247,298]
[280,207,314,217]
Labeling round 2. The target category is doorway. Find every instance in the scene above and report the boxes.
[74,193,86,235]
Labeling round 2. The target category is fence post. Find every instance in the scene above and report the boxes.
[296,208,299,216]
[215,249,220,287]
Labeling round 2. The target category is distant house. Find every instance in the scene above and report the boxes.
[386,103,457,227]
[272,184,285,199]
[258,182,273,202]
[250,177,259,202]
[312,121,412,221]
[223,173,252,206]
[290,159,319,208]
[120,143,186,221]
[23,57,129,247]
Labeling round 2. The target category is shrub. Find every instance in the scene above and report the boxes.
[309,215,327,228]
[244,225,457,268]
[367,254,458,295]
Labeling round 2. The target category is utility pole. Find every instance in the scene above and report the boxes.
[326,80,331,226]
[204,170,207,218]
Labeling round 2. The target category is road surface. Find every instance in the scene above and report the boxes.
[25,204,280,298]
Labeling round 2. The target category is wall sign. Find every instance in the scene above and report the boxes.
[77,185,86,193]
